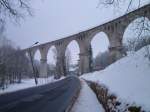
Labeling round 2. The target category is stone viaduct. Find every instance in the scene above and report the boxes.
[23,4,150,78]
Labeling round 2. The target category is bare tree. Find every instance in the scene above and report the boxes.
[0,26,13,47]
[47,63,56,76]
[0,0,32,28]
[97,0,150,34]
[52,47,72,76]
[97,0,147,12]
[0,36,32,89]
[0,63,6,89]
[93,51,110,70]
[98,0,150,62]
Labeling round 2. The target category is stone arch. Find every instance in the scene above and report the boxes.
[34,49,41,61]
[54,42,68,77]
[88,29,110,45]
[123,16,150,51]
[89,31,110,71]
[122,13,150,39]
[47,45,57,76]
[64,40,80,75]
[25,48,40,61]
[47,45,57,65]
[90,32,110,58]
[65,39,81,54]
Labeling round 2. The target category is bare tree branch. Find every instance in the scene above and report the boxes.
[0,0,32,27]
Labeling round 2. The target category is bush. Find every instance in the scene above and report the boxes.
[86,80,145,112]
[128,106,141,112]
[125,36,150,52]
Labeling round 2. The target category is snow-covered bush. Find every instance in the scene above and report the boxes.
[125,36,150,52]
[87,81,145,112]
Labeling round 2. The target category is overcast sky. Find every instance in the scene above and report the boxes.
[6,0,112,48]
[5,0,150,64]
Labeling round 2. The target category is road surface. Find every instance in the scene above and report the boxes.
[0,76,81,112]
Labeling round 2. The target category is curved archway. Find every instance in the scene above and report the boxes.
[33,49,41,77]
[25,52,31,69]
[47,46,57,76]
[91,32,109,57]
[25,52,30,60]
[123,17,150,51]
[91,32,110,70]
[65,40,80,75]
[34,49,41,61]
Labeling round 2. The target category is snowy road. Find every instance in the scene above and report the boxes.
[0,76,81,112]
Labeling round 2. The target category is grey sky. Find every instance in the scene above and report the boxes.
[6,0,119,48]
[91,32,109,58]
[5,0,150,64]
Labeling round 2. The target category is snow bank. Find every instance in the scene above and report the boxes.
[70,80,104,112]
[81,45,150,111]
[0,76,64,95]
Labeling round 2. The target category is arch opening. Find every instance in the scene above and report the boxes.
[25,52,31,70]
[47,46,57,77]
[123,17,150,52]
[91,32,110,70]
[65,40,80,76]
[33,49,41,77]
[25,52,30,60]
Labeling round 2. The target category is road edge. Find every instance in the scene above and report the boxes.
[65,80,81,112]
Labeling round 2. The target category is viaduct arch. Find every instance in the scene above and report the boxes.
[24,4,150,78]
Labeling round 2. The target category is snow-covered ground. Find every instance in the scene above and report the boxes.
[71,80,104,112]
[0,76,64,95]
[81,45,150,111]
[0,75,104,112]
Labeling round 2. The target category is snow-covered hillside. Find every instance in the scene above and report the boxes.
[81,45,150,111]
